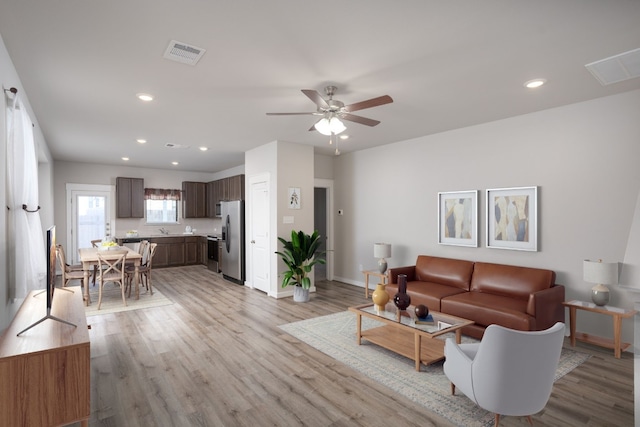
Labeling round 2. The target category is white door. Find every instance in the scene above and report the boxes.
[66,184,115,264]
[250,176,270,293]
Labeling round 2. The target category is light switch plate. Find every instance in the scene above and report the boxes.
[283,216,294,224]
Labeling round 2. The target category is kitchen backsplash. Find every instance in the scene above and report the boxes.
[114,217,223,237]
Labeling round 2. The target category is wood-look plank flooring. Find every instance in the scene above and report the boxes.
[70,265,634,427]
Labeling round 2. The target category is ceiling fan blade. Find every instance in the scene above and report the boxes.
[340,113,380,127]
[266,112,317,116]
[343,95,393,112]
[302,89,330,109]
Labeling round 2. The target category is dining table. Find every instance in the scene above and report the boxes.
[78,246,142,306]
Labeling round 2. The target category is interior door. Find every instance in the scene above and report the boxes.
[66,184,114,264]
[250,177,270,293]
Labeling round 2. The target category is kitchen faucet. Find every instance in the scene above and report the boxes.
[159,227,169,235]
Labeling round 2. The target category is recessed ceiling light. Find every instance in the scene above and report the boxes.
[136,93,154,101]
[199,146,208,151]
[122,157,130,161]
[524,79,547,89]
[171,161,179,165]
[339,134,349,140]
[136,139,147,144]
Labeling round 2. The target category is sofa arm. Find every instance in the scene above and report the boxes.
[527,284,565,330]
[387,266,416,284]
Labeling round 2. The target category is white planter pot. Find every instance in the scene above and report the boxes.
[293,286,310,302]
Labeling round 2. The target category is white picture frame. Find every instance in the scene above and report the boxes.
[438,190,478,247]
[288,187,300,209]
[486,186,538,251]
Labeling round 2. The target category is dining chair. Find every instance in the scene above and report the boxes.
[90,239,103,285]
[96,250,128,310]
[56,244,86,287]
[126,242,157,297]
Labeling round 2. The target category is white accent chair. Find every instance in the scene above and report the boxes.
[443,322,565,427]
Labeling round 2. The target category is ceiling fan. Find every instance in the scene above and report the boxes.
[266,86,393,135]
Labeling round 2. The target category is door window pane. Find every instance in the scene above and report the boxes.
[77,195,106,247]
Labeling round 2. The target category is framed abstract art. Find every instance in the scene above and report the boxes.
[486,186,538,251]
[438,190,478,247]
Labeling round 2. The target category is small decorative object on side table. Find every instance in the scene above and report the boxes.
[562,299,637,358]
[583,259,618,306]
[374,243,392,273]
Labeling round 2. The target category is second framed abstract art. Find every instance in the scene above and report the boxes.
[486,186,538,251]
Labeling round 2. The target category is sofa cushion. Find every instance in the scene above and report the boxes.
[414,256,474,291]
[386,280,467,312]
[470,262,556,300]
[442,292,534,331]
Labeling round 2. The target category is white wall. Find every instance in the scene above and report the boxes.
[333,90,640,345]
[245,141,278,295]
[245,141,315,298]
[314,153,334,180]
[0,34,53,331]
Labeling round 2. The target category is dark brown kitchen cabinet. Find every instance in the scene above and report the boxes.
[116,177,144,218]
[227,174,245,201]
[216,179,228,203]
[182,181,207,218]
[150,237,185,268]
[206,181,216,218]
[185,236,199,265]
[199,237,207,265]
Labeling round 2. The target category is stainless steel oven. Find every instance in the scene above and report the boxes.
[207,235,219,272]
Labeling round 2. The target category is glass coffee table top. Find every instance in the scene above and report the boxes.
[358,302,472,336]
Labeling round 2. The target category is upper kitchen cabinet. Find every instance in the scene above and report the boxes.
[227,174,245,201]
[116,177,144,218]
[206,174,245,218]
[182,181,207,218]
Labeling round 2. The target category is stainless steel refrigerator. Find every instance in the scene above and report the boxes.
[221,200,245,284]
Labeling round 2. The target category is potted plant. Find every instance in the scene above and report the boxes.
[275,229,326,302]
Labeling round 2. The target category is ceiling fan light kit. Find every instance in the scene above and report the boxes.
[314,116,346,135]
[266,85,393,150]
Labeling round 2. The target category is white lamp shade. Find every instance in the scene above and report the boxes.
[583,259,618,285]
[374,243,391,259]
[314,117,346,136]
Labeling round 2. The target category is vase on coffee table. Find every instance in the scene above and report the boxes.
[371,283,390,311]
[394,274,411,311]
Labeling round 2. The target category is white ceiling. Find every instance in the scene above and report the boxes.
[1,1,639,173]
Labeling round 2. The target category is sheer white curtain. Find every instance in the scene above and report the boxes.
[6,95,46,299]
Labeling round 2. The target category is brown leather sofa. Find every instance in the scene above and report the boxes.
[386,255,565,339]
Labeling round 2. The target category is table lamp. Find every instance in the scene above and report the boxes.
[374,243,392,274]
[583,259,618,306]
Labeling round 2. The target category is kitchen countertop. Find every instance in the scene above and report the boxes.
[116,233,212,239]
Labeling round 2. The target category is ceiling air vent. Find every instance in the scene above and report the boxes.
[165,143,191,149]
[585,48,640,86]
[163,40,206,66]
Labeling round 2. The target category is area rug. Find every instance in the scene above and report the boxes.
[84,284,173,317]
[279,311,590,427]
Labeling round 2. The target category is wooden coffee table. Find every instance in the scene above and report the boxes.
[348,302,474,371]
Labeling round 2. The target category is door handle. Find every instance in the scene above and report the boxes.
[251,240,255,244]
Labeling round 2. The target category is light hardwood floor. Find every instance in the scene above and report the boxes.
[72,265,633,427]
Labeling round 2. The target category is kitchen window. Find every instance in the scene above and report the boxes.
[144,188,181,224]
[146,199,178,224]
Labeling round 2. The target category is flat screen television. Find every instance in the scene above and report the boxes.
[17,225,76,336]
